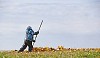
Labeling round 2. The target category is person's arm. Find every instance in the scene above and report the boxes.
[32,40,36,42]
[34,31,39,35]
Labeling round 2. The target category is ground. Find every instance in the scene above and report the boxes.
[0,47,100,58]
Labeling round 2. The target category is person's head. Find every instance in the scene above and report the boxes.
[27,26,32,30]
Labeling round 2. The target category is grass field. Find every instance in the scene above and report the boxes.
[0,47,100,58]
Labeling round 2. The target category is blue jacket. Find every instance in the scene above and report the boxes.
[26,27,34,41]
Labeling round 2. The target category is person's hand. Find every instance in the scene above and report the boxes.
[35,31,39,35]
[36,31,39,34]
[33,40,36,42]
[34,31,39,35]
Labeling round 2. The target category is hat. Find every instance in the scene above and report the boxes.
[27,26,32,30]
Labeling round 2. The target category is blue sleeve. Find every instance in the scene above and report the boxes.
[31,29,34,35]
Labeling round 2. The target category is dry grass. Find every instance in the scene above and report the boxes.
[0,46,100,58]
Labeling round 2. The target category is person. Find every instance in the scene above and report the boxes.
[18,26,39,52]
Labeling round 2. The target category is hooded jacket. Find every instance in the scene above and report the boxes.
[26,26,34,41]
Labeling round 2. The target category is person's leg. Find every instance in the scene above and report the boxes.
[18,40,27,52]
[27,41,33,52]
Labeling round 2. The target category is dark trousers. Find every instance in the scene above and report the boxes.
[19,40,33,52]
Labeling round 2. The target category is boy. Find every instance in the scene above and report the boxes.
[18,26,39,52]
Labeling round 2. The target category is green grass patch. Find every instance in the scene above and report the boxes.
[0,50,100,58]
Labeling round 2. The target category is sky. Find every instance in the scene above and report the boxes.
[0,0,100,50]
